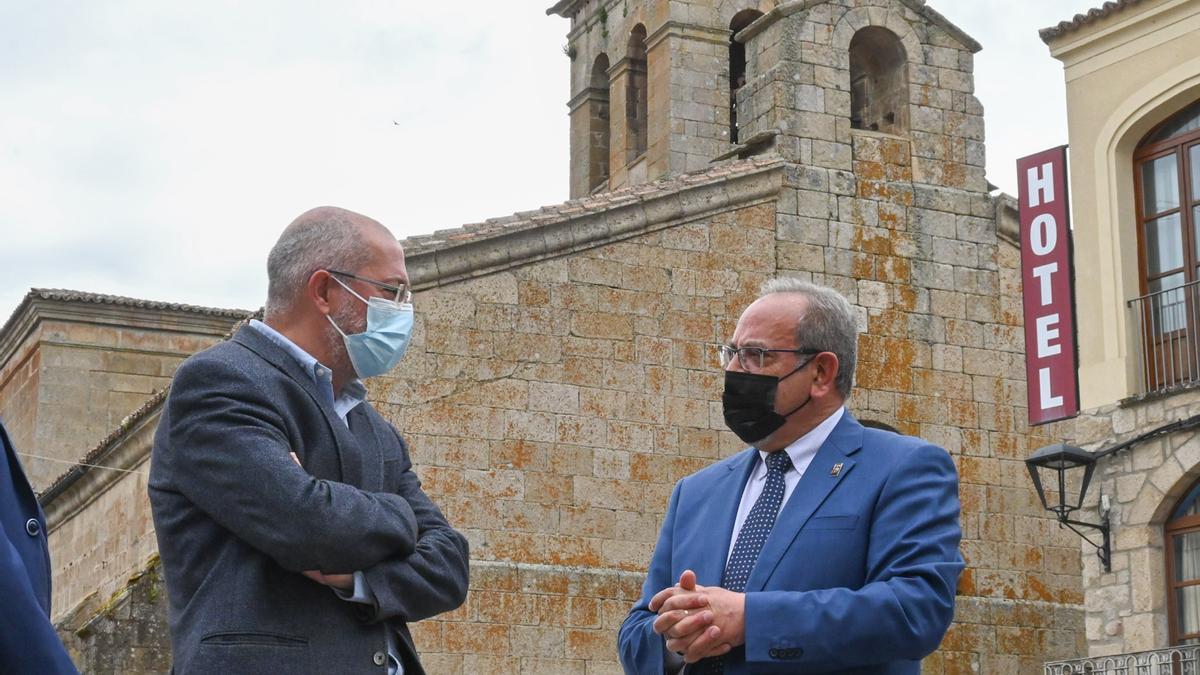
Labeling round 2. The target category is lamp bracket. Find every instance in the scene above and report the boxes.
[1060,515,1111,572]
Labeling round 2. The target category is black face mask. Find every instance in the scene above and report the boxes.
[721,355,816,445]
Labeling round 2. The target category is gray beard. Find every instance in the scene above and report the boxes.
[324,301,367,377]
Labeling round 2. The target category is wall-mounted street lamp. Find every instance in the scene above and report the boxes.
[1025,443,1112,572]
[1025,415,1200,575]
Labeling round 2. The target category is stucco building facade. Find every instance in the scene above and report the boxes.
[1037,0,1200,671]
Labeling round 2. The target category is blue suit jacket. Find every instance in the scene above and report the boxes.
[0,420,79,674]
[618,413,963,674]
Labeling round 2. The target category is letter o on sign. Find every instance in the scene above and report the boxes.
[1030,214,1057,255]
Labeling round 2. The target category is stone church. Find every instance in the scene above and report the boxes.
[0,0,1093,672]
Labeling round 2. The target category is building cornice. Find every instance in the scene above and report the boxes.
[399,156,786,291]
[0,289,252,380]
[546,0,585,18]
[1040,0,1145,43]
[1042,0,1194,69]
[739,0,981,52]
[646,21,730,52]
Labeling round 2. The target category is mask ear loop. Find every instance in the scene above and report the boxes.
[329,274,370,304]
[326,273,369,337]
[778,352,820,418]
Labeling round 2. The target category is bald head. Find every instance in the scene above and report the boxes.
[264,206,396,319]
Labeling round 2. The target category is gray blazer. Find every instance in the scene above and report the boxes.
[149,326,469,675]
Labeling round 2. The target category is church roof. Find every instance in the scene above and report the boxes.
[400,155,779,256]
[1040,0,1145,42]
[398,155,785,290]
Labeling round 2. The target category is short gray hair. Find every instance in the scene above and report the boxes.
[264,209,374,318]
[760,277,858,396]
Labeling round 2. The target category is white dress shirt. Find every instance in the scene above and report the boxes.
[726,406,845,563]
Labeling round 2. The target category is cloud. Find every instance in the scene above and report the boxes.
[0,0,1092,322]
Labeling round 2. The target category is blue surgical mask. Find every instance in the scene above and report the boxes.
[327,276,414,378]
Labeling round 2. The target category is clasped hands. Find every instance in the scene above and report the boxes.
[650,569,745,663]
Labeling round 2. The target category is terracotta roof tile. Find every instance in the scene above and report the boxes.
[1040,0,1144,42]
[398,156,778,256]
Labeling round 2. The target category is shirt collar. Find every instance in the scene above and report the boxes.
[248,320,367,415]
[756,406,845,478]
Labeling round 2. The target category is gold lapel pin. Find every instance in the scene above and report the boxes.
[830,462,843,476]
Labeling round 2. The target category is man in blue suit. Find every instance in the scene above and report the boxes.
[618,279,963,674]
[0,419,80,674]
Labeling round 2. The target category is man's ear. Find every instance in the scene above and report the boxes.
[307,270,335,316]
[812,352,841,397]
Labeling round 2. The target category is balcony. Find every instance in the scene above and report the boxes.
[1129,279,1200,396]
[1045,645,1200,674]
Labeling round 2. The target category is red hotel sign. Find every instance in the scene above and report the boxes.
[1017,146,1079,425]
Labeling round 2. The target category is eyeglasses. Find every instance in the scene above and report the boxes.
[327,269,412,303]
[717,345,818,371]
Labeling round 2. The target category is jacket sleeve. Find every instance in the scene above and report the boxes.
[159,356,419,573]
[741,442,964,672]
[617,479,683,675]
[357,431,470,623]
[0,534,79,675]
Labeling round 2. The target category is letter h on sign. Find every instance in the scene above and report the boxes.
[1017,146,1080,425]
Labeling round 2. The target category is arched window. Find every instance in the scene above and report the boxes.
[1134,99,1200,390]
[626,25,648,161]
[849,27,908,135]
[589,54,611,193]
[1165,477,1200,644]
[729,9,763,144]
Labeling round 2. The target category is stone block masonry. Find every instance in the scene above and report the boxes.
[29,0,1090,671]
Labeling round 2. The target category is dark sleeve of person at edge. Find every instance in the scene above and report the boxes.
[0,420,81,675]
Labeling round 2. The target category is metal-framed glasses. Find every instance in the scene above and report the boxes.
[717,345,818,371]
[327,269,412,303]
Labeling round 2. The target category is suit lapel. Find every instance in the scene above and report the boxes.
[232,326,362,485]
[689,449,759,587]
[745,413,864,593]
[346,406,383,493]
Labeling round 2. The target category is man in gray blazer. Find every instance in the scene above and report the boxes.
[149,206,469,674]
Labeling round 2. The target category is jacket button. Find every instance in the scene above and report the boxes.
[25,518,40,537]
[372,651,386,666]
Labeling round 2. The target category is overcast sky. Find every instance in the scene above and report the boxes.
[0,0,1095,321]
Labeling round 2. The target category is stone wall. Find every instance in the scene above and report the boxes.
[382,197,789,672]
[0,292,247,491]
[56,555,172,675]
[46,411,159,622]
[39,155,1087,672]
[1066,389,1200,655]
[31,1,1095,670]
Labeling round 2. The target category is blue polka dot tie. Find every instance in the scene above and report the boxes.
[699,450,793,674]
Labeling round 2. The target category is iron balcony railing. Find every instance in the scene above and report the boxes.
[1128,278,1200,395]
[1046,645,1200,674]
